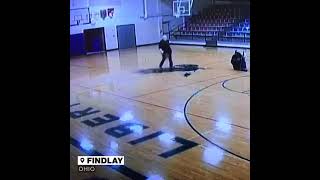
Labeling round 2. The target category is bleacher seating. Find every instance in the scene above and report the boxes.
[170,4,250,43]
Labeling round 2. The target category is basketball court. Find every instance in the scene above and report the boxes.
[70,1,250,179]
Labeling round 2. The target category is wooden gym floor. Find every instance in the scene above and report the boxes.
[70,45,250,180]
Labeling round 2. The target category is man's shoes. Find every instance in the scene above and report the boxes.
[159,68,163,73]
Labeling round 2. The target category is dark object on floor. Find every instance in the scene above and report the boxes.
[184,72,191,77]
[175,64,199,71]
[231,51,247,72]
[138,64,199,74]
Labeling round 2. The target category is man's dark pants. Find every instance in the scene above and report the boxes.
[159,53,173,69]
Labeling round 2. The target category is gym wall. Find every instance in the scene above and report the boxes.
[70,0,162,51]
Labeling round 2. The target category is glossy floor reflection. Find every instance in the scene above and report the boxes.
[70,45,250,180]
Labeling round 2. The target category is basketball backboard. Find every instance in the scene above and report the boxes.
[173,0,191,17]
[70,8,91,26]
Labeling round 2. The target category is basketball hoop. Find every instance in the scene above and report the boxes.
[91,18,96,25]
[174,10,180,18]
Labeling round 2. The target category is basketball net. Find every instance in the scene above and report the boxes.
[175,0,183,18]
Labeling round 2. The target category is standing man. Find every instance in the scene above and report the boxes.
[159,35,173,72]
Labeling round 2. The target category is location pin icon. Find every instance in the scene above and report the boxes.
[80,157,85,163]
